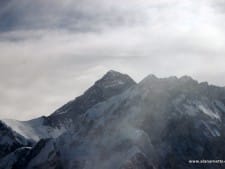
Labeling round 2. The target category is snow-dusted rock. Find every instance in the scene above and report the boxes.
[1,71,225,169]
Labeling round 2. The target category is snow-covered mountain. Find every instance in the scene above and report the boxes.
[2,117,66,141]
[46,70,136,128]
[1,71,225,169]
[1,70,135,140]
[0,70,136,168]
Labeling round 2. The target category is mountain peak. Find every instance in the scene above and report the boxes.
[139,74,159,86]
[103,70,130,79]
[179,75,196,82]
[106,70,120,75]
[139,74,200,90]
[3,71,225,169]
[95,70,136,88]
[49,70,136,121]
[144,74,158,80]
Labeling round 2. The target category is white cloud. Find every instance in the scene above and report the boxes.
[0,0,225,120]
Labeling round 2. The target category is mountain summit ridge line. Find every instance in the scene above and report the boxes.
[1,70,225,169]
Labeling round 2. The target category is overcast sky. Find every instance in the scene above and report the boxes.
[0,0,225,120]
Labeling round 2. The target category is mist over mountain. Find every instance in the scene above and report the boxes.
[1,70,225,169]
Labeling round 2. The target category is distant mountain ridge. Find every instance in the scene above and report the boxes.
[1,70,225,169]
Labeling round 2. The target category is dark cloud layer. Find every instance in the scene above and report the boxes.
[0,0,225,120]
[0,0,147,32]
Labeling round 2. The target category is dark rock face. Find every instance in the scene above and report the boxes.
[23,139,63,169]
[0,121,32,159]
[0,139,63,169]
[0,147,31,169]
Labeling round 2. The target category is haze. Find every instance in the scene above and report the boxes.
[0,0,225,120]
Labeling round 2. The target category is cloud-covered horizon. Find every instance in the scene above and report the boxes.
[1,0,225,120]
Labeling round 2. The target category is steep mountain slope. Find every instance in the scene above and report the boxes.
[0,70,136,165]
[0,121,32,159]
[46,70,136,128]
[5,74,225,169]
[2,117,66,141]
[1,71,225,169]
[2,70,136,141]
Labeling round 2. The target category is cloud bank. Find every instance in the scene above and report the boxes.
[0,0,225,120]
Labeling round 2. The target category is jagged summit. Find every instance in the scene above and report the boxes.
[105,69,121,75]
[47,70,136,126]
[98,70,134,82]
[179,75,197,83]
[140,74,198,86]
[1,71,225,169]
[139,74,158,85]
[95,70,136,88]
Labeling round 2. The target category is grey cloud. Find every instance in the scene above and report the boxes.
[210,0,225,12]
[0,0,150,32]
[0,0,225,120]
